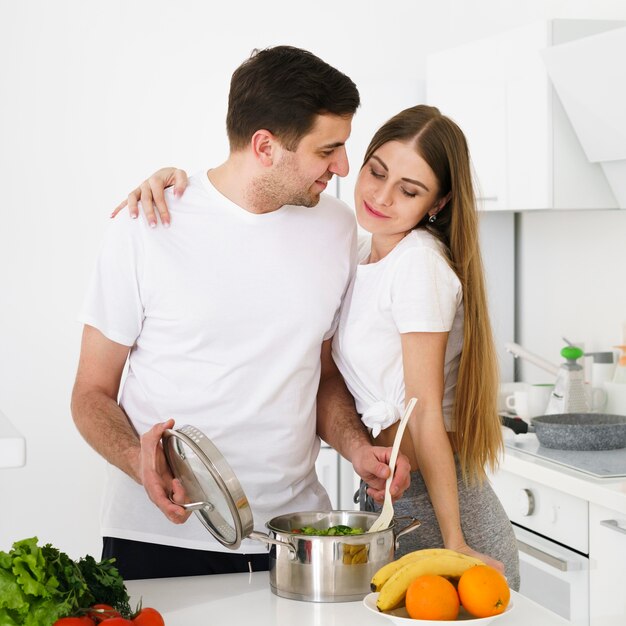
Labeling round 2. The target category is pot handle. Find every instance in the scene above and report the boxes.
[393,516,421,551]
[248,530,297,559]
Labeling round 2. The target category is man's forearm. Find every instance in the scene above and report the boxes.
[71,389,142,483]
[316,355,411,503]
[316,372,370,462]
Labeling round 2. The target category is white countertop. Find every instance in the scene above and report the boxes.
[499,434,626,514]
[125,571,567,625]
[0,409,26,468]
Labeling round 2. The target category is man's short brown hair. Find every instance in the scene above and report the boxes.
[226,46,360,151]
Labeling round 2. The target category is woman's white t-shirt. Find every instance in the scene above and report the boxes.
[332,229,463,436]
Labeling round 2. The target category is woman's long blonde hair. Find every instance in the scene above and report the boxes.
[363,105,502,483]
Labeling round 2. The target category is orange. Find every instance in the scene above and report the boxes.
[405,574,460,621]
[457,564,510,618]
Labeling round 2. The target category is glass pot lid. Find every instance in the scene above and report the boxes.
[162,425,254,549]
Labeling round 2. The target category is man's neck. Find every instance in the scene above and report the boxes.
[206,158,281,215]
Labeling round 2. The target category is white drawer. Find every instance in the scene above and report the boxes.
[490,469,589,554]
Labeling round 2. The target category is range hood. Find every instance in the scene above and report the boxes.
[542,26,626,208]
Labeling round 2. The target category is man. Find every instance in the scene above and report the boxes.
[72,46,410,580]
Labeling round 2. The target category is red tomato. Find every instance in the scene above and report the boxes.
[89,605,122,623]
[98,619,133,626]
[53,618,96,626]
[132,607,165,626]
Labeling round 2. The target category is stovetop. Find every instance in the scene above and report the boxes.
[505,434,626,479]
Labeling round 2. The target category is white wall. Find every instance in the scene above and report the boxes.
[2,0,626,558]
[517,210,626,383]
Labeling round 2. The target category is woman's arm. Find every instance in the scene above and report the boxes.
[111,167,189,227]
[401,331,504,572]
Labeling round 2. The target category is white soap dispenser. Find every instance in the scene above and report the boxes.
[545,345,589,414]
[586,351,616,390]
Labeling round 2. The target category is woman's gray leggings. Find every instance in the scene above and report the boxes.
[360,462,520,591]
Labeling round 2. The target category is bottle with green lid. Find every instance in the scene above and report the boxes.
[545,345,589,414]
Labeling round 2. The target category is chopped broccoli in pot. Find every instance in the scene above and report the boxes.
[291,525,364,536]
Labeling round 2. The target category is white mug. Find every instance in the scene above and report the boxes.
[506,391,531,421]
[528,383,554,417]
[498,382,529,413]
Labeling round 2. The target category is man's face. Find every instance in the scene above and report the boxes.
[265,114,352,208]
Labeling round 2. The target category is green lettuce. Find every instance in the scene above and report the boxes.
[0,537,130,626]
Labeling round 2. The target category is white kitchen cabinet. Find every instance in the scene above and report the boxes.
[589,503,626,625]
[495,444,626,626]
[426,19,623,211]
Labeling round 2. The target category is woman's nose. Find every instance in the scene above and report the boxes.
[374,185,393,206]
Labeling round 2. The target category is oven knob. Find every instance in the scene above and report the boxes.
[517,488,535,516]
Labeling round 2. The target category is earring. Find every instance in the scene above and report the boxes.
[428,214,437,223]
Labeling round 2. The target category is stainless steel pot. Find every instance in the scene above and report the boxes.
[162,425,421,602]
[261,510,420,602]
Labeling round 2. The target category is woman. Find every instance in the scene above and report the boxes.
[116,105,520,589]
[332,106,519,590]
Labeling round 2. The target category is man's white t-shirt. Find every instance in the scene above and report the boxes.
[332,229,463,437]
[80,172,357,553]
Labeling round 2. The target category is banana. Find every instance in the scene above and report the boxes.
[376,554,482,612]
[370,548,483,592]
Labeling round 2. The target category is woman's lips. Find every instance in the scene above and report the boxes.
[364,201,389,218]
